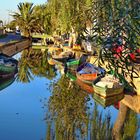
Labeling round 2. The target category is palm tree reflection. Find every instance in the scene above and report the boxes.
[17,48,57,83]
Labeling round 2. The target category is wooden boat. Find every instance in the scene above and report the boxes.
[92,92,124,107]
[67,59,79,67]
[93,75,124,97]
[66,59,80,71]
[66,54,88,71]
[76,78,94,93]
[0,77,15,91]
[52,51,74,63]
[31,34,49,49]
[76,62,105,83]
[0,53,18,65]
[0,71,16,80]
[0,53,18,73]
[32,45,48,50]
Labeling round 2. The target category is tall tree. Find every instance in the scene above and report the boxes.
[33,4,52,34]
[12,2,37,38]
[89,0,140,89]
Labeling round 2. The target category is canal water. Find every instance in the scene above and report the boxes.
[0,49,139,140]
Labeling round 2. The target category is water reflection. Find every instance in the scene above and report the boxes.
[0,53,18,91]
[46,73,140,139]
[17,48,57,83]
[1,48,139,139]
[48,75,89,139]
[0,77,15,91]
[47,75,113,139]
[113,103,140,140]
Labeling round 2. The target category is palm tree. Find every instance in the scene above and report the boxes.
[12,2,37,38]
[33,4,52,34]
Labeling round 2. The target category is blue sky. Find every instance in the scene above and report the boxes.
[0,0,46,23]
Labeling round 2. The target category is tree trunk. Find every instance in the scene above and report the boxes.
[112,102,128,140]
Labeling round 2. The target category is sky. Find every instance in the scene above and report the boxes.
[0,0,46,24]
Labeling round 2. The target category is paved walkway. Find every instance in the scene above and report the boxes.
[0,33,22,45]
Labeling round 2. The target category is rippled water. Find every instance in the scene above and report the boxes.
[0,49,139,140]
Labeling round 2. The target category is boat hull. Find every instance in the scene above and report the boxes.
[0,53,18,73]
[66,59,79,71]
[92,92,124,107]
[0,71,16,80]
[93,76,124,97]
[76,78,94,93]
[93,84,124,97]
[0,64,16,73]
[0,78,15,91]
[76,62,100,82]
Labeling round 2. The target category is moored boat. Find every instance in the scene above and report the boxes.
[92,92,124,107]
[76,78,94,93]
[66,70,77,81]
[0,77,15,91]
[52,51,74,63]
[66,54,88,71]
[31,34,50,50]
[0,53,18,74]
[0,53,18,65]
[93,74,124,97]
[66,59,80,71]
[76,62,105,84]
[0,71,16,80]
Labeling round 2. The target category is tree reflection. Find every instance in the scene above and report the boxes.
[122,109,139,140]
[88,103,112,140]
[17,48,57,83]
[47,76,114,139]
[46,75,140,140]
[48,75,88,139]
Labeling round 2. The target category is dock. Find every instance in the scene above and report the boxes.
[0,39,31,56]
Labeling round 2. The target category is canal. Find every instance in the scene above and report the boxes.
[0,48,139,140]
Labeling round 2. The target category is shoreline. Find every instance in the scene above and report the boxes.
[0,39,31,56]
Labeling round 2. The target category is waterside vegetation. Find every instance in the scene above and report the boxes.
[9,0,140,91]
